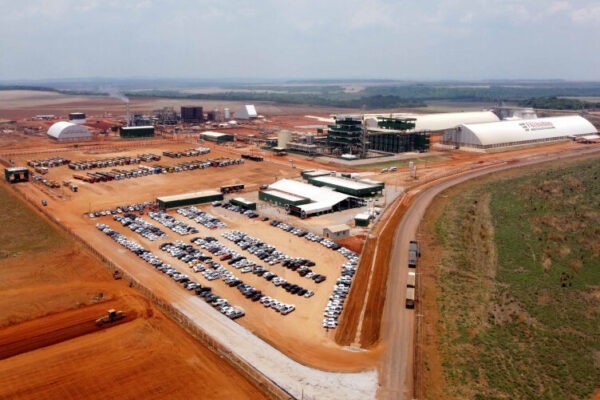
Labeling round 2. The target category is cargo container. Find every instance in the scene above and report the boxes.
[406,287,415,309]
[407,271,416,288]
[408,250,417,268]
[409,240,421,257]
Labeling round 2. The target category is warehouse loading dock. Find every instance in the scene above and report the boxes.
[157,190,223,209]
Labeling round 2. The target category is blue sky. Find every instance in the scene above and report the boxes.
[1,0,599,81]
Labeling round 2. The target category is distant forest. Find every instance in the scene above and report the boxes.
[518,96,600,110]
[3,82,600,110]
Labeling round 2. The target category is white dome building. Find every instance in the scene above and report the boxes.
[47,121,92,142]
[365,111,500,132]
[440,116,597,150]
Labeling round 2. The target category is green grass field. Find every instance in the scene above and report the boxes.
[432,157,600,399]
[0,185,64,258]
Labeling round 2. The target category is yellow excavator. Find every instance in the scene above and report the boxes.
[95,309,125,327]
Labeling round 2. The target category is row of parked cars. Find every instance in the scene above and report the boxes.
[95,222,244,320]
[213,201,260,219]
[159,239,295,315]
[162,147,210,158]
[222,230,326,284]
[68,156,141,170]
[267,220,360,329]
[176,207,227,230]
[148,211,199,235]
[113,213,167,241]
[191,236,314,298]
[89,201,154,218]
[27,156,70,168]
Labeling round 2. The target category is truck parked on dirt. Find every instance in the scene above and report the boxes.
[408,240,420,268]
[407,271,416,288]
[406,287,415,309]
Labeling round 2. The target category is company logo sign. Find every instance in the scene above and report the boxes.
[519,121,555,132]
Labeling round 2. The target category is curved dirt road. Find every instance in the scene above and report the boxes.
[379,146,600,399]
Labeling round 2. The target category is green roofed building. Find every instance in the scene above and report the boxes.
[200,131,235,143]
[306,176,384,197]
[259,189,311,207]
[230,197,256,210]
[301,169,333,179]
[157,190,223,209]
[120,125,155,138]
[355,213,370,226]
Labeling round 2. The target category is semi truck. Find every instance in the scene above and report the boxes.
[408,240,420,268]
[407,271,416,288]
[406,287,415,309]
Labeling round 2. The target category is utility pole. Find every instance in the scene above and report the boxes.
[361,112,368,159]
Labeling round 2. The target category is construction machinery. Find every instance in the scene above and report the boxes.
[95,309,125,327]
[112,269,123,280]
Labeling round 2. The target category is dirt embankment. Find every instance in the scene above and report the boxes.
[0,182,268,400]
[335,194,411,348]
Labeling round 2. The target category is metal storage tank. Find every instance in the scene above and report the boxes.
[224,108,230,120]
[278,130,292,148]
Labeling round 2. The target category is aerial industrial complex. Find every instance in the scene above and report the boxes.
[0,89,598,400]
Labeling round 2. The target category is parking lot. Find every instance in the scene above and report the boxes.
[9,142,377,371]
[85,200,363,360]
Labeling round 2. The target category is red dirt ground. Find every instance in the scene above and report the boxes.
[0,182,268,400]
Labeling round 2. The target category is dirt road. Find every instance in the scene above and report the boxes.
[379,146,600,399]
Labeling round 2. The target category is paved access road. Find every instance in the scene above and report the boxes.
[379,146,600,399]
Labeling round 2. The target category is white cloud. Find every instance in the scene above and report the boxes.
[571,2,600,22]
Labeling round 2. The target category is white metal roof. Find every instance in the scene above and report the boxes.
[444,116,597,147]
[233,105,258,119]
[121,125,154,130]
[201,131,231,138]
[355,213,370,220]
[262,189,307,202]
[232,197,255,205]
[157,190,221,202]
[269,179,350,215]
[365,111,500,132]
[311,176,379,190]
[304,169,332,177]
[325,224,350,233]
[47,121,91,140]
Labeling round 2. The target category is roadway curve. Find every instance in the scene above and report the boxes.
[379,146,600,399]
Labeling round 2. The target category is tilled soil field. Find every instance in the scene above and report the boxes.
[0,183,268,400]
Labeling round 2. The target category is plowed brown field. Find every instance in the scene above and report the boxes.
[0,182,267,400]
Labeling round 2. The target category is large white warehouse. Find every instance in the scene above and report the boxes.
[47,121,92,142]
[365,111,500,132]
[440,116,597,150]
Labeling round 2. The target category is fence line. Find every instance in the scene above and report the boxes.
[11,187,293,400]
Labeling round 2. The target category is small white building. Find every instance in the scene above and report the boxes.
[234,105,258,120]
[323,224,350,239]
[47,121,92,142]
